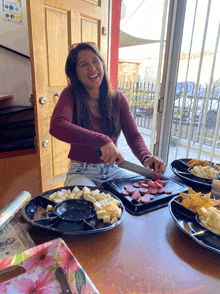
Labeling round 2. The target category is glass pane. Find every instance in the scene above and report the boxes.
[118,0,169,164]
[168,0,220,164]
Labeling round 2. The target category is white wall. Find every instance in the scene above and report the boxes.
[0,0,29,56]
[0,47,32,106]
[0,0,32,106]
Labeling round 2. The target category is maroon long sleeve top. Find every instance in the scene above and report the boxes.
[49,87,150,164]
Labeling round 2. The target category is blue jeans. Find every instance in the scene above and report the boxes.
[64,162,136,187]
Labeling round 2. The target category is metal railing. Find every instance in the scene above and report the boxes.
[118,81,220,148]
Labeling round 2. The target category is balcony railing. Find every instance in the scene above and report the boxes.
[118,81,220,149]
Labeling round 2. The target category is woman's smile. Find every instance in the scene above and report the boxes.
[77,49,104,92]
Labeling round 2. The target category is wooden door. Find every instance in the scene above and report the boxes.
[27,0,109,192]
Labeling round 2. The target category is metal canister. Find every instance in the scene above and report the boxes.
[211,180,220,199]
[0,191,31,231]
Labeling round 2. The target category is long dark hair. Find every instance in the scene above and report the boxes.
[65,42,121,141]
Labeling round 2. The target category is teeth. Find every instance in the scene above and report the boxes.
[89,74,98,79]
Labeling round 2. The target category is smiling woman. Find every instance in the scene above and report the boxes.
[49,42,166,187]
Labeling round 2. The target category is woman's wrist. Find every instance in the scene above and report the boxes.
[141,153,152,165]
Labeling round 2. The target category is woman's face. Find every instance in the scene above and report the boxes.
[76,49,104,93]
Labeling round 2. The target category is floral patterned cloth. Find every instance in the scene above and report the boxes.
[0,238,99,294]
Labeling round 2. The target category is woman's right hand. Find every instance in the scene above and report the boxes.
[100,142,125,165]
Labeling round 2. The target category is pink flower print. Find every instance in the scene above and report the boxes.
[81,284,95,294]
[17,271,54,294]
[0,284,7,293]
[59,247,80,274]
[0,256,12,271]
[24,244,56,272]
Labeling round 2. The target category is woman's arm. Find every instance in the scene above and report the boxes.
[49,87,112,148]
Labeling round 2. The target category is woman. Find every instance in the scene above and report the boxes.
[50,42,166,187]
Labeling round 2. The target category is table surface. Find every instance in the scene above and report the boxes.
[26,170,220,294]
[1,169,220,293]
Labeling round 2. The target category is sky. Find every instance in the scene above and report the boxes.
[120,0,220,58]
[119,0,220,82]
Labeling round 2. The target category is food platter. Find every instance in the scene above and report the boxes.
[169,195,220,255]
[22,186,125,235]
[102,175,188,215]
[170,158,219,191]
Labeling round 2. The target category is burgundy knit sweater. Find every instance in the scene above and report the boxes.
[49,87,150,164]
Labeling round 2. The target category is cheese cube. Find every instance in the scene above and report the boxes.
[103,215,111,223]
[82,186,90,193]
[84,195,96,203]
[90,189,100,197]
[96,210,106,219]
[210,209,219,219]
[114,208,122,219]
[110,217,118,224]
[96,193,108,201]
[206,217,214,228]
[46,204,53,211]
[94,203,103,211]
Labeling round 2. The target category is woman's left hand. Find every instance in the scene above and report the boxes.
[143,155,166,174]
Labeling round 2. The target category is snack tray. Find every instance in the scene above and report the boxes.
[170,158,219,191]
[169,196,220,254]
[22,186,125,235]
[101,175,188,215]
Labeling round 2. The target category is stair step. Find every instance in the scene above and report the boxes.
[0,94,13,108]
[2,120,35,143]
[0,137,35,153]
[0,106,34,124]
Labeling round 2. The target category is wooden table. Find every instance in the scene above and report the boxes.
[27,172,220,294]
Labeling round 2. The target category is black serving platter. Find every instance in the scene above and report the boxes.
[101,175,188,215]
[169,196,220,254]
[22,186,125,235]
[170,158,217,191]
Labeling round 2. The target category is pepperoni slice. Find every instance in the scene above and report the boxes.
[133,182,142,188]
[155,180,166,186]
[163,188,172,194]
[140,183,149,188]
[157,187,164,194]
[124,185,136,194]
[131,191,141,201]
[140,195,151,204]
[149,195,154,200]
[121,189,129,196]
[147,180,157,188]
[154,181,163,188]
[150,172,160,181]
[148,187,158,194]
[139,188,149,194]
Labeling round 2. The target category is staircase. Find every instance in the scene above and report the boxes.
[0,95,35,153]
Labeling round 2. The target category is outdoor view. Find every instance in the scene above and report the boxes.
[117,0,220,166]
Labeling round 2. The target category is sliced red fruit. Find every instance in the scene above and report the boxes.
[148,187,158,194]
[163,188,172,194]
[131,191,141,201]
[121,189,129,196]
[155,180,166,186]
[139,188,149,194]
[133,182,142,188]
[151,172,160,181]
[124,185,136,194]
[140,183,149,188]
[154,181,163,188]
[140,195,151,204]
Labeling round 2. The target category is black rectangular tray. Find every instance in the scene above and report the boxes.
[101,175,188,215]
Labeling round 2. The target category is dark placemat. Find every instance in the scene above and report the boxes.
[101,175,188,215]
